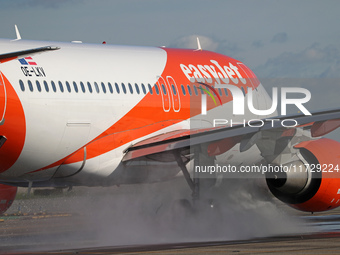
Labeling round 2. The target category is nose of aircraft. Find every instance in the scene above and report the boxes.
[0,73,26,174]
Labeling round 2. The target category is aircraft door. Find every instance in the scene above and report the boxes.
[166,76,181,112]
[0,72,7,125]
[157,76,171,112]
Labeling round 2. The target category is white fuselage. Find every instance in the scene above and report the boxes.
[0,39,274,186]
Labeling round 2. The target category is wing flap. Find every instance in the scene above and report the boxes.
[123,108,340,162]
[311,119,340,137]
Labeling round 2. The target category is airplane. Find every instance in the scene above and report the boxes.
[0,27,340,215]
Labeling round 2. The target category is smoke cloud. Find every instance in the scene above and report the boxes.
[1,177,310,252]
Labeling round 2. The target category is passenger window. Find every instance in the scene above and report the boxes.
[181,85,186,95]
[44,81,49,92]
[141,83,146,94]
[121,83,127,94]
[154,84,160,95]
[51,81,57,92]
[128,83,133,94]
[198,85,204,94]
[224,88,228,96]
[66,81,71,92]
[108,82,113,93]
[171,84,177,95]
[241,87,246,96]
[87,82,93,93]
[80,82,86,93]
[115,83,120,94]
[36,81,41,92]
[161,84,167,95]
[148,84,153,95]
[28,80,33,92]
[135,83,140,94]
[19,80,25,91]
[193,86,198,96]
[73,82,78,93]
[94,82,100,93]
[107,82,113,94]
[58,81,64,92]
[187,85,192,96]
[218,88,222,96]
[101,82,107,94]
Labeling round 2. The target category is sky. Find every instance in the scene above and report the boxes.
[0,1,339,75]
[0,0,339,112]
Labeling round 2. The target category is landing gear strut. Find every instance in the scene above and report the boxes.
[174,145,216,205]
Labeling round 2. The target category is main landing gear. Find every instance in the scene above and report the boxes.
[154,145,221,231]
[173,145,217,210]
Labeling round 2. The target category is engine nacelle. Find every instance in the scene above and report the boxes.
[0,184,17,214]
[266,138,340,212]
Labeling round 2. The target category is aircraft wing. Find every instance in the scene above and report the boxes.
[0,46,60,63]
[123,108,340,161]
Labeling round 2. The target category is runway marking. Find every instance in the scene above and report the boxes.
[0,213,72,221]
[31,213,72,219]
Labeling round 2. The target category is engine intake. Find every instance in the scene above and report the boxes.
[265,138,340,212]
[267,160,310,194]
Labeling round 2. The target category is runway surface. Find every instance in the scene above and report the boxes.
[0,178,340,254]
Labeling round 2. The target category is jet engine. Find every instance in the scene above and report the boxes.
[266,138,340,212]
